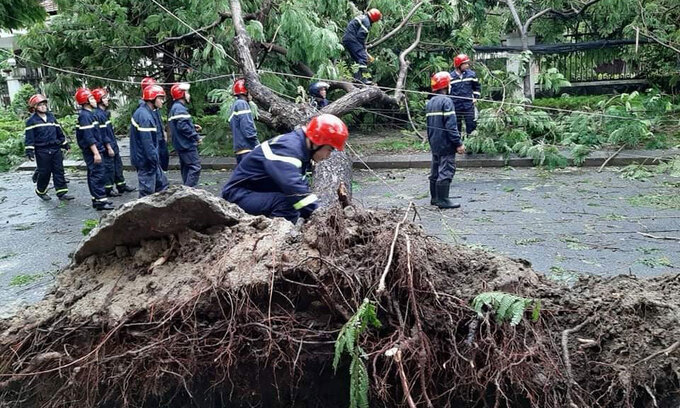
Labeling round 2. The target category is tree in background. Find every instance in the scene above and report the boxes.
[0,0,46,30]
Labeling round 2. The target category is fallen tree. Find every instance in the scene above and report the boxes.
[0,187,678,407]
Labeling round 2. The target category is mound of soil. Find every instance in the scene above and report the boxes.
[0,187,678,407]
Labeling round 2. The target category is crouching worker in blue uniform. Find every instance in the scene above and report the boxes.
[427,72,465,209]
[309,82,330,109]
[169,82,202,187]
[24,94,74,201]
[222,114,349,224]
[342,8,381,85]
[230,78,259,164]
[449,53,481,136]
[130,84,169,197]
[75,88,114,210]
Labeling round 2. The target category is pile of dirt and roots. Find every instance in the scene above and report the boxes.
[0,187,678,408]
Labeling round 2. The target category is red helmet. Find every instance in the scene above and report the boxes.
[75,88,94,105]
[91,88,108,103]
[367,8,382,23]
[453,54,471,68]
[170,82,190,100]
[431,71,451,92]
[141,77,157,90]
[232,78,247,96]
[28,94,47,108]
[305,114,349,151]
[142,84,166,101]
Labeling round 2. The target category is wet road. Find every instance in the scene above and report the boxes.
[1,166,678,317]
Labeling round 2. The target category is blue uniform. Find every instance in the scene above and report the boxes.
[449,69,481,134]
[312,98,329,109]
[95,108,129,193]
[169,100,201,187]
[130,103,168,197]
[426,95,461,183]
[138,100,169,171]
[229,98,258,164]
[76,108,107,204]
[94,107,117,194]
[24,112,69,198]
[221,129,318,223]
[342,15,371,68]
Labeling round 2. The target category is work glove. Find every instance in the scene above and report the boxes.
[194,124,202,132]
[25,148,35,160]
[368,54,375,64]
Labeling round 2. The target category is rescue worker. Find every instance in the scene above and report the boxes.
[229,78,258,164]
[342,8,382,85]
[24,94,74,201]
[221,114,348,224]
[140,77,169,171]
[92,88,136,196]
[309,81,330,109]
[169,82,202,187]
[449,53,481,136]
[130,84,169,197]
[427,72,465,209]
[75,88,114,210]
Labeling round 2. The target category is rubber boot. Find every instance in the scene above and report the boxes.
[117,184,137,193]
[435,181,460,209]
[58,194,75,201]
[430,180,437,205]
[37,192,51,201]
[359,68,373,85]
[106,188,121,197]
[93,200,114,211]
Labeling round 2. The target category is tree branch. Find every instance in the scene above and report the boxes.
[394,23,422,104]
[366,0,425,50]
[257,42,315,78]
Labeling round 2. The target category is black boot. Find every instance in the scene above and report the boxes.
[36,192,51,201]
[93,200,114,211]
[58,194,75,201]
[435,181,460,209]
[430,180,437,205]
[106,189,121,197]
[117,184,137,193]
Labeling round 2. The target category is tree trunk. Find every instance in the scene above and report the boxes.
[520,34,533,100]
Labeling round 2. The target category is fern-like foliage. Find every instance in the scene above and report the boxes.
[334,299,381,408]
[471,292,541,326]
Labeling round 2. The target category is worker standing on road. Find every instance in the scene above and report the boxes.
[309,82,330,110]
[222,114,348,224]
[24,94,74,201]
[229,78,259,164]
[169,82,202,187]
[140,77,169,172]
[449,54,481,136]
[342,8,381,85]
[75,88,113,210]
[130,85,169,197]
[92,88,136,196]
[427,72,465,209]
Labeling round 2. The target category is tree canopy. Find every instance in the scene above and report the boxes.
[0,0,46,30]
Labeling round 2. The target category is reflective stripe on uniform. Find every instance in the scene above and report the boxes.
[293,194,318,210]
[55,188,68,194]
[473,92,481,96]
[35,187,48,195]
[235,149,252,155]
[261,142,302,168]
[228,109,252,122]
[355,16,369,33]
[25,123,61,131]
[357,64,367,68]
[77,121,99,130]
[450,77,477,84]
[26,146,35,150]
[168,114,192,121]
[426,111,456,117]
[131,118,157,132]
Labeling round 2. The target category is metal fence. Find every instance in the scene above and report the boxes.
[538,45,650,83]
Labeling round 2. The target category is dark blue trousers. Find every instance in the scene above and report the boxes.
[222,187,299,223]
[342,39,368,67]
[35,147,68,197]
[158,138,169,171]
[137,164,168,198]
[429,153,456,183]
[455,106,477,134]
[178,149,201,187]
[103,155,116,192]
[113,152,128,191]
[84,151,107,202]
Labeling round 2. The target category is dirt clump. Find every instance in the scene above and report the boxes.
[0,187,678,407]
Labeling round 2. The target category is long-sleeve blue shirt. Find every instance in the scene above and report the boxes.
[229,98,259,153]
[93,107,115,148]
[24,112,67,150]
[129,103,160,169]
[222,129,318,218]
[449,69,481,110]
[342,14,371,45]
[168,100,200,152]
[426,94,461,155]
[76,108,105,153]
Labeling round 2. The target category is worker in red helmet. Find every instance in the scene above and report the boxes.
[130,84,169,197]
[169,82,202,187]
[140,77,169,172]
[427,72,465,209]
[24,94,74,201]
[92,88,136,196]
[222,114,349,223]
[229,78,258,164]
[75,88,114,210]
[342,8,382,85]
[449,53,481,136]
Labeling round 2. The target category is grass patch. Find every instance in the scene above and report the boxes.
[9,273,44,287]
[561,236,589,251]
[13,224,34,231]
[628,194,680,209]
[355,136,429,154]
[82,219,99,236]
[619,164,654,181]
[502,186,515,193]
[636,257,673,268]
